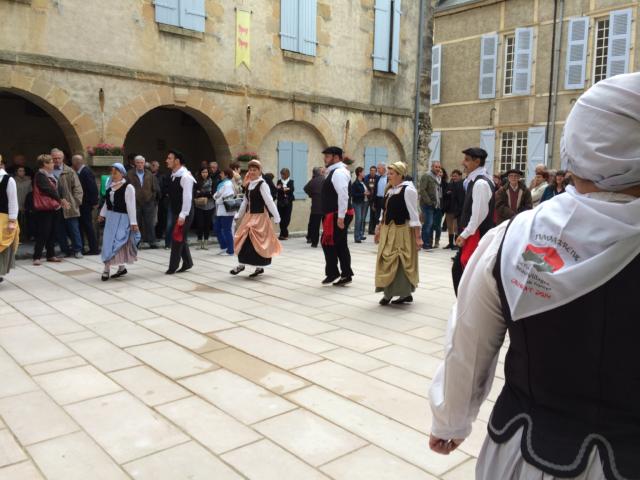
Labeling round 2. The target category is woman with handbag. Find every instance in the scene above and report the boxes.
[276,168,294,240]
[0,155,20,283]
[32,154,65,265]
[231,160,282,277]
[194,167,215,250]
[213,168,236,256]
[98,163,140,281]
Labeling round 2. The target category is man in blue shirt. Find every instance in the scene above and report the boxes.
[370,163,387,233]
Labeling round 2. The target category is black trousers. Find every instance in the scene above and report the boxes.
[33,210,57,260]
[451,249,464,296]
[322,214,354,279]
[368,198,383,234]
[79,206,99,253]
[168,211,193,272]
[156,197,168,240]
[278,203,293,238]
[194,207,214,240]
[307,213,323,246]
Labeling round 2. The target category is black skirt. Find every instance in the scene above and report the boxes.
[238,236,272,266]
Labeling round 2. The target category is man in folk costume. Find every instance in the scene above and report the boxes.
[165,150,196,274]
[0,155,19,284]
[451,147,495,295]
[429,73,640,480]
[320,147,354,286]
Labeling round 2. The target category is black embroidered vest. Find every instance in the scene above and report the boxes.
[249,181,266,214]
[322,168,352,215]
[459,175,495,236]
[383,186,410,226]
[105,182,128,214]
[0,175,9,214]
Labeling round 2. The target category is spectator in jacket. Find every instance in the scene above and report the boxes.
[14,166,32,242]
[32,154,64,265]
[127,155,159,248]
[276,168,295,240]
[351,166,368,243]
[364,166,379,235]
[530,171,549,207]
[71,154,100,255]
[52,148,84,258]
[418,161,442,250]
[442,169,465,249]
[304,167,324,248]
[369,164,387,235]
[194,167,216,250]
[495,169,533,224]
[541,170,566,202]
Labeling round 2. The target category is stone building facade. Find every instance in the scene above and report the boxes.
[430,0,639,182]
[0,0,420,231]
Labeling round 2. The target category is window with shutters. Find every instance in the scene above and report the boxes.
[154,0,206,33]
[373,0,402,73]
[503,35,515,95]
[499,131,527,173]
[593,18,609,84]
[277,141,308,199]
[280,0,318,56]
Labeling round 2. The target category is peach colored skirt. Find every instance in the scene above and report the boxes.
[234,213,282,264]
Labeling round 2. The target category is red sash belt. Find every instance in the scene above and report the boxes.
[321,209,355,247]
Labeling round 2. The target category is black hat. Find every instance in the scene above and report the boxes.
[462,147,488,161]
[322,146,343,158]
[505,168,524,176]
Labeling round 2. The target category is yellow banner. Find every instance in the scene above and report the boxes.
[236,10,251,68]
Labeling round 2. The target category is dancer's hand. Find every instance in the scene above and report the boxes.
[416,236,423,249]
[455,236,466,248]
[374,225,380,244]
[429,434,463,455]
[98,216,105,223]
[337,218,345,230]
[131,224,139,232]
[177,217,185,226]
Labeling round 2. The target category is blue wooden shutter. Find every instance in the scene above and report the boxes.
[364,147,377,171]
[513,27,533,95]
[428,131,441,164]
[373,0,392,71]
[375,147,388,166]
[299,0,317,56]
[292,143,309,199]
[277,141,294,178]
[607,9,632,78]
[564,17,589,89]
[480,130,496,175]
[479,33,498,99]
[280,0,299,52]
[154,0,180,26]
[390,0,402,74]
[431,45,441,104]
[526,127,546,184]
[180,0,206,32]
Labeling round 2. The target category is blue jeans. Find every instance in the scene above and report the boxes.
[56,215,82,254]
[432,208,444,245]
[421,205,435,247]
[215,215,234,254]
[353,202,367,241]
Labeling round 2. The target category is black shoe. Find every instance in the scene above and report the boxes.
[306,239,312,244]
[165,269,176,275]
[230,265,245,275]
[112,268,128,279]
[0,277,4,284]
[311,244,318,248]
[333,277,352,286]
[322,275,340,285]
[355,240,362,243]
[149,244,159,249]
[177,264,193,273]
[442,245,452,250]
[361,237,367,241]
[391,295,413,304]
[86,250,101,256]
[422,246,433,251]
[101,272,110,281]
[379,297,391,306]
[249,268,264,278]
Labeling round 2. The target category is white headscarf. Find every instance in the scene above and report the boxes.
[561,72,640,191]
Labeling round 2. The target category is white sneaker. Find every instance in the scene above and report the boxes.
[74,252,83,259]
[216,250,227,255]
[220,252,234,256]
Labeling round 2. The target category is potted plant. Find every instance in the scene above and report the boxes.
[235,152,259,167]
[87,144,124,167]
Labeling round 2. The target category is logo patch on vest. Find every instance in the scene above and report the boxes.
[522,245,565,273]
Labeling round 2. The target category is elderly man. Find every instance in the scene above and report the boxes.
[495,168,533,224]
[71,154,100,255]
[429,73,640,480]
[51,148,84,258]
[127,155,158,249]
[419,161,442,250]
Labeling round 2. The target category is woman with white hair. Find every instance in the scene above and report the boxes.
[98,163,140,281]
[429,73,640,479]
[0,155,19,283]
[374,161,422,305]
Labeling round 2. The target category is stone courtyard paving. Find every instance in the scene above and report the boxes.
[0,238,505,479]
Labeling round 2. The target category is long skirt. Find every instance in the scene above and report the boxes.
[0,214,19,276]
[375,222,418,298]
[101,211,140,267]
[234,212,281,267]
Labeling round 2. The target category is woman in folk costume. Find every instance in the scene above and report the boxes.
[0,155,19,284]
[374,162,422,305]
[98,163,140,281]
[429,74,640,480]
[231,159,282,278]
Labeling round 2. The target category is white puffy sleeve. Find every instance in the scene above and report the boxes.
[261,181,280,223]
[125,184,138,225]
[404,184,421,228]
[6,177,18,220]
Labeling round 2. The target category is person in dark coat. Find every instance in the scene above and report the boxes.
[541,170,567,202]
[71,154,100,255]
[441,169,465,249]
[276,168,295,240]
[303,167,325,248]
[364,166,379,235]
[351,166,368,243]
[495,169,533,224]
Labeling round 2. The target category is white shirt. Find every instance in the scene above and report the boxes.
[236,177,281,223]
[378,181,421,227]
[326,162,350,219]
[429,221,508,439]
[460,167,493,239]
[376,175,388,197]
[213,179,236,217]
[171,166,196,220]
[0,170,18,220]
[99,182,138,226]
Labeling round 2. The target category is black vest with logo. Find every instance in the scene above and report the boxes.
[0,175,9,214]
[105,182,128,214]
[383,186,410,226]
[459,175,495,236]
[322,168,352,215]
[169,174,193,217]
[249,181,266,214]
[491,227,640,480]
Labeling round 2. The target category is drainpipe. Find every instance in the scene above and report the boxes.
[545,0,564,167]
[412,0,426,178]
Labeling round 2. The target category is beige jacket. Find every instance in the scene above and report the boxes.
[58,164,83,218]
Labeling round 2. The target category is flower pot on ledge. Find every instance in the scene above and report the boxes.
[89,155,124,167]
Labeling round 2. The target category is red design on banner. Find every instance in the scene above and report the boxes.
[522,244,564,273]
